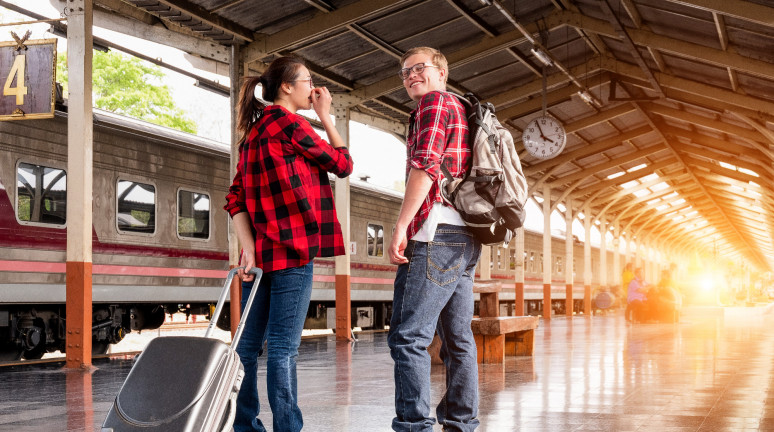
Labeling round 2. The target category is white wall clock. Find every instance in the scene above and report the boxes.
[523,115,566,160]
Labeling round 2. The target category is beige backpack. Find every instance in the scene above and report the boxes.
[440,93,528,245]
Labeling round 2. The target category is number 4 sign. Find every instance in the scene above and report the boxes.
[0,38,56,121]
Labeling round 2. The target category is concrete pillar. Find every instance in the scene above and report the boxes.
[480,246,492,280]
[613,221,620,289]
[514,227,525,316]
[583,207,592,316]
[333,104,352,340]
[542,185,551,319]
[65,0,94,370]
[228,44,244,337]
[623,233,630,272]
[564,199,573,317]
[599,219,608,292]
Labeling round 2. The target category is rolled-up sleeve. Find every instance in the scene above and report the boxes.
[409,92,449,181]
[223,149,248,217]
[291,120,354,178]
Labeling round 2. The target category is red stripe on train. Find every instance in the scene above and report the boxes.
[0,260,394,284]
[0,260,228,278]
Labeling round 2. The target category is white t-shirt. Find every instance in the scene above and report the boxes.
[411,202,465,242]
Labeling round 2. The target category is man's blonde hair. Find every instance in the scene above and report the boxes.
[401,47,448,82]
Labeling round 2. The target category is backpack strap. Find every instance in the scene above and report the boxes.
[439,91,472,183]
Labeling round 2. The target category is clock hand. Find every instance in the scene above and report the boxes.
[535,122,548,139]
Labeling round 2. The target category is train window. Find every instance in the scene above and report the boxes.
[16,162,67,225]
[178,189,210,240]
[367,223,384,257]
[117,180,156,234]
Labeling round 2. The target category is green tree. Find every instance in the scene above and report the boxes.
[57,51,197,134]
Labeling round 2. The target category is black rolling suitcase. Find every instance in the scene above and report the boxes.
[101,267,262,432]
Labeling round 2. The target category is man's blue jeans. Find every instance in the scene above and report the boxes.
[389,225,482,432]
[233,261,314,432]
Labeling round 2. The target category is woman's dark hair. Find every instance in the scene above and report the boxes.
[236,56,306,139]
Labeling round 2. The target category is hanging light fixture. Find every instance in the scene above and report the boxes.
[577,90,601,107]
[530,46,553,67]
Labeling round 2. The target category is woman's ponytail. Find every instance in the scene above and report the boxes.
[236,76,265,141]
[235,56,306,142]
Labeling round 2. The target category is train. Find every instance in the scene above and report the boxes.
[0,108,616,360]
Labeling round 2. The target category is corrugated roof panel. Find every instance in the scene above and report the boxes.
[661,55,733,91]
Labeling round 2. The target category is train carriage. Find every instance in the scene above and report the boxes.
[0,109,609,360]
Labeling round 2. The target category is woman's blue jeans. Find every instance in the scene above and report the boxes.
[233,261,314,432]
[388,225,482,432]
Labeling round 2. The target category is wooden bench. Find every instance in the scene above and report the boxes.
[471,315,539,363]
[428,280,539,364]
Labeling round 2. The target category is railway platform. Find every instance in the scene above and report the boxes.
[2,305,774,431]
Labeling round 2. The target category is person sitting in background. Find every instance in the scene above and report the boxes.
[626,268,648,323]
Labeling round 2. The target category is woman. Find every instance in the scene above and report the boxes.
[224,56,353,432]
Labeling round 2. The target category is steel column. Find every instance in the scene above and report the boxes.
[65,0,94,369]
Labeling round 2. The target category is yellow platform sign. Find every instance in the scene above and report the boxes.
[0,37,56,121]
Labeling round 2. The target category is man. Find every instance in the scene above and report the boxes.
[387,46,481,432]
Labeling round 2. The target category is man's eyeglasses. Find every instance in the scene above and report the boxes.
[398,63,438,80]
[293,78,314,87]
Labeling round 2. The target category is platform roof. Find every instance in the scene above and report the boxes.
[32,0,774,271]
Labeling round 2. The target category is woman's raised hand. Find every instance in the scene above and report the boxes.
[311,86,332,119]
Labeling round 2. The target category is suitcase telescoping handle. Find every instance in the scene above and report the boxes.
[205,267,263,350]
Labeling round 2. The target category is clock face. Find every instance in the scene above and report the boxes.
[522,116,566,160]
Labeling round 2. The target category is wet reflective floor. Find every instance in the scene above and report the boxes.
[2,305,774,431]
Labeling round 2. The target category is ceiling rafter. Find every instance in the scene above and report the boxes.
[599,0,664,97]
[608,59,774,122]
[600,175,694,218]
[129,0,256,42]
[525,125,652,176]
[571,157,677,201]
[244,0,412,61]
[549,143,667,188]
[663,0,774,28]
[613,188,704,229]
[621,190,704,237]
[636,104,769,268]
[557,9,774,82]
[594,172,689,218]
[444,0,497,37]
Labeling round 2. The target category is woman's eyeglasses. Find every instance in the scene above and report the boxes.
[294,78,314,87]
[398,63,438,80]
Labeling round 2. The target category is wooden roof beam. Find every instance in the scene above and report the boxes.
[641,102,767,144]
[599,0,664,97]
[525,125,652,176]
[146,0,256,41]
[562,9,774,82]
[634,102,769,269]
[244,0,412,61]
[444,0,497,37]
[601,175,694,216]
[572,157,678,201]
[663,0,774,28]
[549,143,667,188]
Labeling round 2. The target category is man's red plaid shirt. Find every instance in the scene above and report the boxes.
[405,91,471,239]
[224,105,353,272]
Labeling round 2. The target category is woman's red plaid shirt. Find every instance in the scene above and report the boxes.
[225,105,353,272]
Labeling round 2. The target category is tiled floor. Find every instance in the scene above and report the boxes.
[2,305,774,431]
